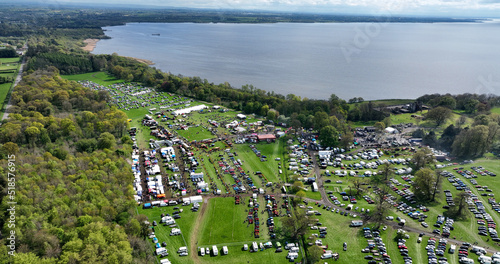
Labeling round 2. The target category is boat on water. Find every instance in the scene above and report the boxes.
[152,33,160,36]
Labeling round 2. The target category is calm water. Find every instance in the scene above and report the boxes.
[93,22,500,100]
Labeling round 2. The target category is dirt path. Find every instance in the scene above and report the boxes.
[190,198,209,264]
[414,237,423,264]
[1,57,26,122]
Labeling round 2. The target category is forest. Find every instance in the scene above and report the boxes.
[0,67,153,263]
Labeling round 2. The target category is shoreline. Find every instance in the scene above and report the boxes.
[81,38,154,65]
[124,56,155,65]
[82,38,99,52]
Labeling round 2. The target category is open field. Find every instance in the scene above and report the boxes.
[62,71,125,86]
[0,57,21,64]
[0,83,11,106]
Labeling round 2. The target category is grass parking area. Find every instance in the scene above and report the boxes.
[199,197,267,244]
[233,141,286,185]
[196,197,293,264]
[177,126,216,141]
[138,204,199,264]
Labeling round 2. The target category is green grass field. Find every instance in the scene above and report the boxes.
[177,126,216,141]
[0,57,21,64]
[138,204,199,264]
[196,197,296,264]
[348,99,416,110]
[62,71,125,86]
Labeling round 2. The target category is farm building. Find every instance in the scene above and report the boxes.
[257,134,276,142]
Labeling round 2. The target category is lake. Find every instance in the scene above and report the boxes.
[93,22,500,100]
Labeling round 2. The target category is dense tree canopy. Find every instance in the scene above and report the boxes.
[0,70,150,263]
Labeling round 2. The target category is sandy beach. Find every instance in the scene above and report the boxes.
[82,38,99,52]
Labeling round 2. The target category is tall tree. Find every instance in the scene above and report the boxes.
[452,125,490,158]
[412,168,437,202]
[411,147,435,171]
[280,209,315,241]
[425,106,452,127]
[307,245,323,264]
[318,125,339,148]
[447,192,470,219]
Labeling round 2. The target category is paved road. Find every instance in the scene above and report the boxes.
[1,57,26,122]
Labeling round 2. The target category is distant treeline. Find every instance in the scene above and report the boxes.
[0,47,18,58]
[417,93,500,114]
[0,5,480,37]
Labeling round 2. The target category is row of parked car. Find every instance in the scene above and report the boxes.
[425,237,450,264]
[396,229,412,263]
[362,234,392,264]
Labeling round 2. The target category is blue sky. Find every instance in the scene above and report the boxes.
[31,0,500,17]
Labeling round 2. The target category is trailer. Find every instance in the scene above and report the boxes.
[312,182,318,192]
[350,220,363,227]
[170,228,181,236]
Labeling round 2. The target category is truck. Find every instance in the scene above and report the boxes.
[212,245,218,256]
[252,242,258,252]
[222,246,228,255]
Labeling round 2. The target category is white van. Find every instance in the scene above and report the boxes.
[478,255,492,264]
[287,252,299,259]
[200,247,205,256]
[222,246,228,255]
[449,244,456,254]
[459,257,474,264]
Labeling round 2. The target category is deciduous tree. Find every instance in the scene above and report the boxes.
[426,106,452,127]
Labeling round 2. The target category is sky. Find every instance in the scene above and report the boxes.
[23,0,500,17]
